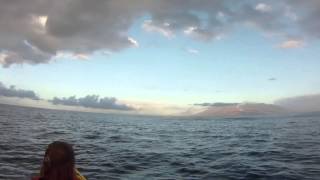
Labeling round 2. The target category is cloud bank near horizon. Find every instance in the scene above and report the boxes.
[1,81,320,114]
[50,95,134,111]
[0,0,320,67]
[0,82,39,100]
[195,102,287,117]
[275,94,320,113]
[0,81,134,111]
[194,95,320,115]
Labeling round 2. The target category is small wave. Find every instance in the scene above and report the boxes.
[1,104,320,179]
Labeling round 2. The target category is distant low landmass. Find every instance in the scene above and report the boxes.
[194,103,289,117]
[0,101,320,118]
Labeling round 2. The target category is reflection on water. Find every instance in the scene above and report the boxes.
[0,104,320,179]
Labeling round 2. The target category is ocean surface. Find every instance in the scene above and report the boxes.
[0,104,320,180]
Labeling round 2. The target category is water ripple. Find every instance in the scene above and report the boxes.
[0,104,320,179]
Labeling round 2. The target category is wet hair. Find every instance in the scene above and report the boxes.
[39,141,75,180]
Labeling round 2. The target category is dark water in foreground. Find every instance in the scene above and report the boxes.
[0,104,320,179]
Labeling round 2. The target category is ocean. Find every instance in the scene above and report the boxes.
[0,104,320,179]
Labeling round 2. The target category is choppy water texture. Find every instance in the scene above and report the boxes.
[0,104,320,179]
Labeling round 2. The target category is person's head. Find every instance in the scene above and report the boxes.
[39,141,75,180]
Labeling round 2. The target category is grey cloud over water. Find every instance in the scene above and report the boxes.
[0,82,40,100]
[0,81,133,111]
[275,94,320,113]
[195,93,320,115]
[0,0,320,66]
[51,95,134,111]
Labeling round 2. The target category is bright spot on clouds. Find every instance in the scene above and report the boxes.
[184,26,197,35]
[142,20,174,38]
[0,53,8,64]
[37,16,48,27]
[128,37,139,47]
[73,53,89,60]
[0,0,320,67]
[279,40,304,49]
[255,3,272,13]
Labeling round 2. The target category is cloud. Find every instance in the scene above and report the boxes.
[54,52,91,60]
[50,95,134,111]
[128,37,139,47]
[268,78,277,81]
[142,20,174,38]
[278,40,304,49]
[194,102,238,107]
[73,53,89,60]
[1,0,320,67]
[195,102,286,117]
[183,26,224,41]
[255,3,272,13]
[0,53,8,64]
[275,94,320,112]
[186,48,199,54]
[0,82,40,100]
[0,81,136,112]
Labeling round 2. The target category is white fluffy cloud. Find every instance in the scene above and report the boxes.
[0,0,320,67]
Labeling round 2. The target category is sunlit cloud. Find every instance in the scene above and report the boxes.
[0,53,8,65]
[73,53,89,60]
[278,40,304,49]
[184,26,197,35]
[0,0,319,67]
[128,37,139,47]
[142,20,174,38]
[54,52,90,60]
[195,102,287,117]
[255,3,272,13]
[32,15,48,28]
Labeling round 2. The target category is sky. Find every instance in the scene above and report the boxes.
[0,0,320,115]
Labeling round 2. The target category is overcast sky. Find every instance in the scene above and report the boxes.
[0,0,320,114]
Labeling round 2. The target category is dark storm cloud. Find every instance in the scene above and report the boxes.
[0,82,40,100]
[194,102,238,107]
[51,95,134,111]
[0,0,320,67]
